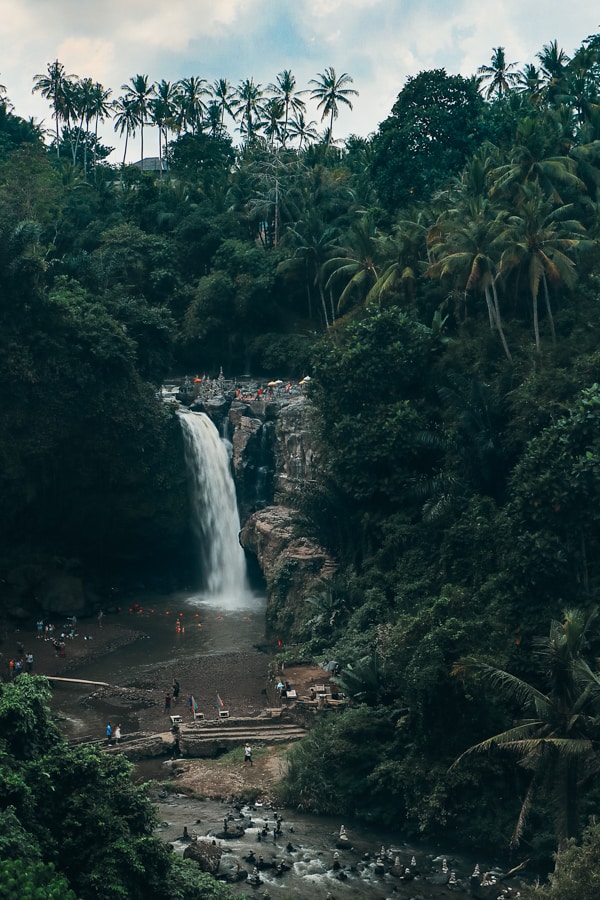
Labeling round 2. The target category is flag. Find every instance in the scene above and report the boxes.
[216,693,224,711]
[192,696,198,712]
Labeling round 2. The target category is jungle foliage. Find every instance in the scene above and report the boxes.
[0,677,237,900]
[3,29,600,887]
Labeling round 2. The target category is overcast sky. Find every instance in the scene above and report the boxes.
[1,0,598,164]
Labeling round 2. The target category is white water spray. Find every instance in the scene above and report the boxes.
[179,410,249,602]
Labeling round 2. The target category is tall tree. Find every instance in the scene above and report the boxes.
[177,76,209,134]
[211,77,235,128]
[121,73,155,163]
[309,67,358,143]
[233,77,264,142]
[112,95,138,165]
[268,69,306,146]
[32,59,76,157]
[477,46,519,99]
[453,609,600,852]
[496,182,587,351]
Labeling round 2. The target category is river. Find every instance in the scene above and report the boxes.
[46,588,521,899]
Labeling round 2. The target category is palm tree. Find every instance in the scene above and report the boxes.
[490,115,584,203]
[151,79,181,174]
[233,77,264,142]
[257,97,284,146]
[211,78,235,129]
[32,59,76,157]
[268,69,306,146]
[279,209,338,327]
[121,74,155,164]
[452,609,600,852]
[287,111,318,150]
[537,40,571,106]
[309,67,358,143]
[427,196,513,361]
[112,96,138,166]
[323,215,380,315]
[515,63,544,104]
[88,82,112,173]
[496,182,588,351]
[477,47,519,99]
[177,76,210,134]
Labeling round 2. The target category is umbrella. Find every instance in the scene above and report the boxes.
[322,660,340,673]
[274,380,283,385]
[300,375,312,384]
[267,381,278,387]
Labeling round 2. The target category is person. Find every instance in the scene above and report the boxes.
[25,652,33,673]
[309,688,317,701]
[36,619,44,638]
[165,693,171,712]
[244,743,253,766]
[114,724,122,744]
[172,679,180,704]
[8,658,14,679]
[97,610,104,628]
[106,722,112,745]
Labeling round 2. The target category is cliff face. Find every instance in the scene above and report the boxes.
[212,393,336,642]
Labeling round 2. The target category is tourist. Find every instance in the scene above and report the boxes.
[165,693,171,712]
[106,722,112,745]
[115,724,122,744]
[172,679,180,703]
[25,652,33,673]
[8,658,14,679]
[98,610,103,628]
[244,743,253,766]
[36,619,44,639]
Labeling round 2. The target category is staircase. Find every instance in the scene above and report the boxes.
[177,715,307,758]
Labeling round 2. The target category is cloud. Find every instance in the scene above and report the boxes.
[0,0,597,163]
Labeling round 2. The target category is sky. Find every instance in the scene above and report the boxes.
[0,0,599,165]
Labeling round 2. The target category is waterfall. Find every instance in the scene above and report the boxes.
[179,410,249,600]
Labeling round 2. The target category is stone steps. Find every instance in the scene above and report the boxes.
[177,717,307,758]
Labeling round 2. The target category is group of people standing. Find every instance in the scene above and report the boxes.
[7,651,34,678]
[164,678,181,712]
[105,722,122,745]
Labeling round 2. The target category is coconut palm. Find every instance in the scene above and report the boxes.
[279,209,339,327]
[309,67,358,143]
[88,82,112,173]
[496,182,588,351]
[452,608,600,852]
[490,115,584,203]
[233,77,264,142]
[151,79,181,173]
[287,111,319,150]
[121,74,155,164]
[427,197,512,360]
[257,97,284,147]
[211,78,235,128]
[565,45,600,126]
[477,47,519,99]
[268,69,306,146]
[323,215,380,314]
[537,40,571,106]
[515,63,544,105]
[112,95,138,166]
[177,76,210,134]
[32,59,77,157]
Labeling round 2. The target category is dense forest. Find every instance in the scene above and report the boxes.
[4,29,600,896]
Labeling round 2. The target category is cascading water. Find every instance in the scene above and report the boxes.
[179,410,249,602]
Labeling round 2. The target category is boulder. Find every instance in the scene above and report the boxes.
[183,839,222,875]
